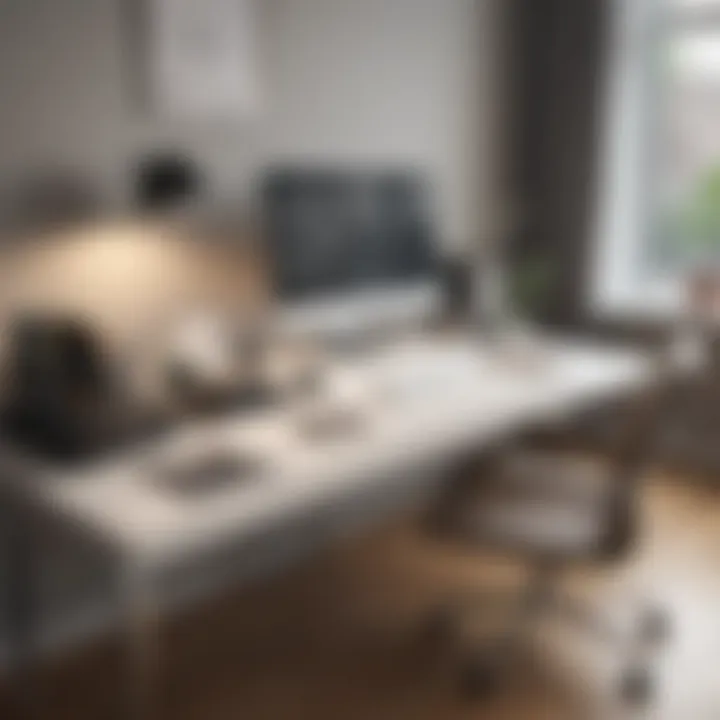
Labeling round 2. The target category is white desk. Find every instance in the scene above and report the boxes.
[1,333,654,717]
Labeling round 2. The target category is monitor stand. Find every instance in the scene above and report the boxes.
[275,281,442,351]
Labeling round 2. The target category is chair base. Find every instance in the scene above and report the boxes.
[422,565,670,706]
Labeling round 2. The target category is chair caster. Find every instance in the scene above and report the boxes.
[619,665,654,706]
[638,607,670,647]
[459,651,504,701]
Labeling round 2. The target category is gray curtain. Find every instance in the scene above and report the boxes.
[506,0,611,328]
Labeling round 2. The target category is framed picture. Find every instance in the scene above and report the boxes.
[143,0,258,119]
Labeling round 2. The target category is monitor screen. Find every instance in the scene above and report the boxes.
[262,169,439,301]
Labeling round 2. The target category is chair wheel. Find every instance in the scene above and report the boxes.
[638,607,670,647]
[619,665,654,706]
[459,652,503,700]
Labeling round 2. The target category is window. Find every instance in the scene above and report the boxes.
[592,0,720,317]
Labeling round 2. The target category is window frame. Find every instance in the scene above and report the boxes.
[590,0,720,320]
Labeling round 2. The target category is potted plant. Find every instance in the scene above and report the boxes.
[661,165,720,318]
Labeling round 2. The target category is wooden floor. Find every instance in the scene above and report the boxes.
[6,471,720,720]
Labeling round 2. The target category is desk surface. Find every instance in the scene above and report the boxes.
[4,334,652,568]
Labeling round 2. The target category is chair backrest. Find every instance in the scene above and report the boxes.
[602,328,693,556]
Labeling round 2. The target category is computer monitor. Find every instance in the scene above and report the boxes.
[261,168,441,338]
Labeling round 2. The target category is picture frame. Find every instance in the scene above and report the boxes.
[140,0,258,120]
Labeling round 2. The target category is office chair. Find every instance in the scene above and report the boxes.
[423,340,678,705]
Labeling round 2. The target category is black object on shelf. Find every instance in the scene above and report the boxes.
[135,151,202,211]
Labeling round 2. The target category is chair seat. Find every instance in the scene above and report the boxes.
[495,452,612,503]
[439,451,617,561]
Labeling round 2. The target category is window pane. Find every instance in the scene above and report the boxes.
[668,35,720,192]
[672,0,720,8]
[655,33,720,267]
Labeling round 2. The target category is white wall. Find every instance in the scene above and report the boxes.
[258,0,493,250]
[0,0,499,250]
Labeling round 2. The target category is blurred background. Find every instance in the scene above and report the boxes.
[2,1,720,718]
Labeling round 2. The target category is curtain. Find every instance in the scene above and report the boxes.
[505,0,612,328]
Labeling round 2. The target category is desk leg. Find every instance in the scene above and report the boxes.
[5,507,40,720]
[120,561,160,720]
